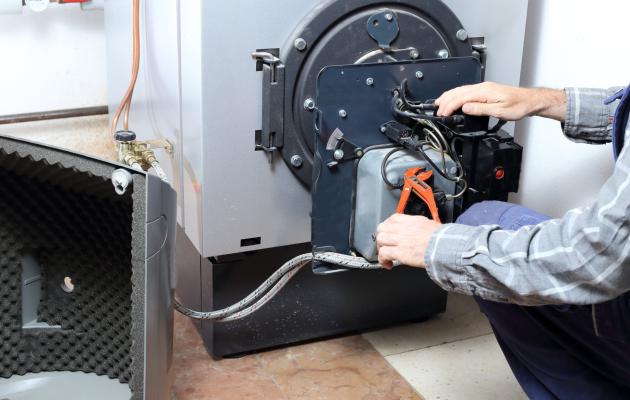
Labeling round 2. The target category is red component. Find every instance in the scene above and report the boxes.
[396,168,441,223]
[494,167,506,180]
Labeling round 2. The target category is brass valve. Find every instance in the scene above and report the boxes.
[114,131,172,183]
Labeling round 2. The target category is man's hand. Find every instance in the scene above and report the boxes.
[376,214,442,269]
[435,82,567,122]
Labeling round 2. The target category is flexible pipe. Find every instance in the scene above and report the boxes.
[174,253,382,321]
[151,160,169,183]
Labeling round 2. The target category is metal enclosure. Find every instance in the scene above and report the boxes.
[353,149,457,261]
[104,0,529,258]
[0,136,177,400]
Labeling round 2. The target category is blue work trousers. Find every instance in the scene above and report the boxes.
[457,201,630,399]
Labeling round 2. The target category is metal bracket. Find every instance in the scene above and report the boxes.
[470,37,487,80]
[252,49,285,163]
[366,10,400,50]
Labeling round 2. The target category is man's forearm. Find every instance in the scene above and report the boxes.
[528,87,567,121]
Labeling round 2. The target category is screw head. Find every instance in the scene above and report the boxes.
[456,29,469,42]
[380,125,387,133]
[339,109,348,119]
[415,70,424,80]
[385,13,394,21]
[294,37,307,51]
[409,49,420,59]
[366,77,374,86]
[303,98,315,111]
[472,50,481,60]
[291,155,303,168]
[437,49,450,59]
[333,149,345,161]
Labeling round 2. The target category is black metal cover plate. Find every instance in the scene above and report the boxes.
[312,57,483,270]
[279,0,473,187]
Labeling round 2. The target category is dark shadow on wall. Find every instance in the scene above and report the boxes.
[510,0,544,206]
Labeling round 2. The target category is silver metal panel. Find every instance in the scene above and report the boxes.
[143,174,177,400]
[105,0,528,258]
[199,0,315,257]
[179,0,205,251]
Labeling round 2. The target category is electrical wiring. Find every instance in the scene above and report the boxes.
[381,148,406,189]
[173,252,382,321]
[110,0,141,138]
[390,82,469,200]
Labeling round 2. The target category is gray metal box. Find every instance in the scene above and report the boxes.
[353,149,456,261]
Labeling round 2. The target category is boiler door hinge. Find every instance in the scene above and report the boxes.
[252,48,285,163]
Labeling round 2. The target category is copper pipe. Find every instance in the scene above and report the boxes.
[111,0,141,138]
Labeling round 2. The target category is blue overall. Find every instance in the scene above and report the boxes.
[456,87,630,399]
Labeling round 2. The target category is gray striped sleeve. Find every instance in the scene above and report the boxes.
[562,87,622,144]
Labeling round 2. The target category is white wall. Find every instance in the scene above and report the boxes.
[512,0,630,217]
[0,3,112,159]
[0,4,107,113]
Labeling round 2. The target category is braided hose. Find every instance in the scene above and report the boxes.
[151,160,169,183]
[173,253,382,321]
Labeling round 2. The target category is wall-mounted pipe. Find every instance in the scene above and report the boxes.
[0,105,108,125]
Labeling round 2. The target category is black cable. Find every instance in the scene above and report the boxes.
[392,91,464,125]
[381,148,406,189]
[388,82,471,199]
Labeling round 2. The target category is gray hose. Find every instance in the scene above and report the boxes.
[173,252,382,321]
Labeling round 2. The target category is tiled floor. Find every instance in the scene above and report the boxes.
[172,294,526,400]
[172,313,421,400]
[363,294,527,400]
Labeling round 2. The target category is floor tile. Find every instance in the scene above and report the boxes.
[363,294,493,356]
[257,336,422,400]
[172,312,422,400]
[172,314,286,400]
[386,334,526,400]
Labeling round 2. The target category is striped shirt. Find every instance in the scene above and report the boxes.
[425,87,629,306]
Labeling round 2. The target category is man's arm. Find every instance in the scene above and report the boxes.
[378,144,630,305]
[377,83,629,305]
[435,82,621,144]
[435,82,567,121]
[422,135,630,305]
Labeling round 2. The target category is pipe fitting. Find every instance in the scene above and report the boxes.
[111,169,133,195]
